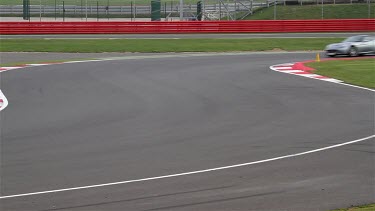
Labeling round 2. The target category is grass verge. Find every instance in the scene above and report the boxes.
[244,4,375,20]
[0,38,341,53]
[331,204,375,211]
[307,58,375,89]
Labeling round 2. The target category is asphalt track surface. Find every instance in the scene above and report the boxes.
[0,52,374,211]
[0,32,362,39]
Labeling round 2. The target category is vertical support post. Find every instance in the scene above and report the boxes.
[131,1,133,21]
[85,0,88,21]
[23,0,26,20]
[368,0,371,18]
[107,0,109,20]
[134,5,137,20]
[251,0,253,15]
[321,0,323,19]
[55,0,57,20]
[219,0,221,20]
[97,1,99,21]
[274,0,276,20]
[197,1,202,21]
[171,1,173,16]
[234,0,237,20]
[63,1,65,22]
[164,2,167,19]
[180,0,184,20]
[227,0,229,20]
[81,0,83,19]
[40,0,42,22]
[28,0,31,21]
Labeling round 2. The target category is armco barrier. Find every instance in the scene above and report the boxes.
[1,19,374,34]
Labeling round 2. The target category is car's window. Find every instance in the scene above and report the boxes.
[363,36,375,42]
[343,36,364,42]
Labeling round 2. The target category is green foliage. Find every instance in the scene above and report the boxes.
[331,204,375,211]
[244,4,375,20]
[308,59,375,88]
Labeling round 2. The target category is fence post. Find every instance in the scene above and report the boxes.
[63,1,65,22]
[197,1,202,21]
[219,0,221,20]
[131,1,133,21]
[180,0,184,20]
[107,0,109,20]
[274,0,277,20]
[164,2,167,19]
[81,0,83,19]
[368,0,371,18]
[39,0,42,22]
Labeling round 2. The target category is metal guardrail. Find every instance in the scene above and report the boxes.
[1,19,374,34]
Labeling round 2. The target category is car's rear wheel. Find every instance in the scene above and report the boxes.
[349,46,358,57]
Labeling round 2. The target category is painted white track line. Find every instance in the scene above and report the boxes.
[0,135,373,199]
[0,55,374,199]
[0,90,9,111]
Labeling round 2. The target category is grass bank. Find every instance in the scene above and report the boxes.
[307,58,375,89]
[0,38,341,53]
[331,204,375,211]
[244,4,375,20]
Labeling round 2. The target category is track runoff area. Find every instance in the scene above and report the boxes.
[0,52,374,211]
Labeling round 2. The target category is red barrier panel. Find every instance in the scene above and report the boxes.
[0,19,374,34]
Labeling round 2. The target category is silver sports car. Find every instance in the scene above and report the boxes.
[325,35,375,57]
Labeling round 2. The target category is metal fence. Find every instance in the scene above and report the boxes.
[0,0,373,21]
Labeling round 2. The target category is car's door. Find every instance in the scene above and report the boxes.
[359,36,375,53]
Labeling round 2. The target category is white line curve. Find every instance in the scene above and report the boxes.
[0,135,373,199]
[0,90,9,111]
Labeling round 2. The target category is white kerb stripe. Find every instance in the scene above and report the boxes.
[274,67,293,70]
[276,70,304,73]
[0,134,373,200]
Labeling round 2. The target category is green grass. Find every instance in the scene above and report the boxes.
[331,204,375,211]
[307,58,375,89]
[244,4,375,20]
[0,38,341,53]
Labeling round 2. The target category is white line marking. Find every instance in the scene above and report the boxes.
[320,78,343,83]
[294,74,319,77]
[27,64,49,66]
[273,67,293,70]
[332,82,375,92]
[0,67,24,70]
[0,90,9,111]
[303,74,322,78]
[277,70,305,73]
[0,135,373,200]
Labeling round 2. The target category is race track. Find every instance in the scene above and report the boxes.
[0,52,374,211]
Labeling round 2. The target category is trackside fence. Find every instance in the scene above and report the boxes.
[1,19,374,34]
